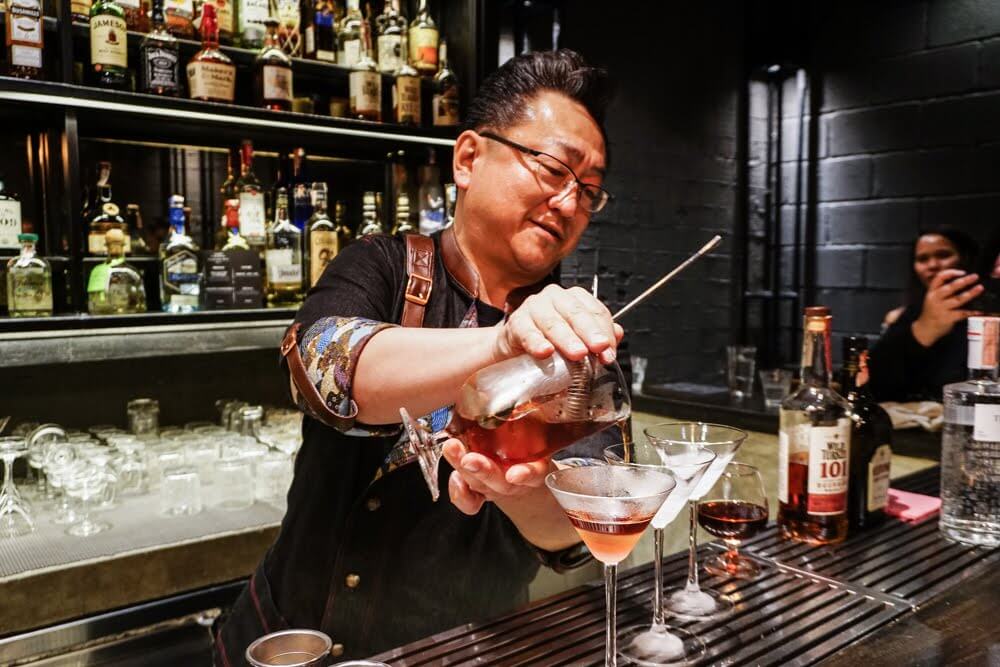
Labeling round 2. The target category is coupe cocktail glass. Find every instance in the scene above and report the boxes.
[0,436,34,537]
[546,464,675,667]
[646,422,747,621]
[403,352,631,500]
[605,439,716,665]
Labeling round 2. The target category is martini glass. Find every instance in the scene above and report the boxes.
[546,464,676,667]
[0,436,34,537]
[646,422,747,621]
[605,439,716,665]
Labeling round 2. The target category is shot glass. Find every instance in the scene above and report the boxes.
[127,398,160,439]
[160,466,203,516]
[726,345,757,399]
[214,459,254,510]
[255,453,293,505]
[759,368,793,408]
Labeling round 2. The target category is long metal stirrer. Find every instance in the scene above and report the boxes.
[612,235,722,321]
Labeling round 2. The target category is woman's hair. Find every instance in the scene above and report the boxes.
[904,226,980,305]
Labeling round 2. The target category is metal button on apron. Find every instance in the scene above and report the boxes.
[331,643,345,657]
[345,573,361,589]
[366,497,381,511]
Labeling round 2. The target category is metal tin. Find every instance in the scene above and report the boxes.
[246,628,332,667]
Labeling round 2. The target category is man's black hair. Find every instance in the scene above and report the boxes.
[462,49,612,138]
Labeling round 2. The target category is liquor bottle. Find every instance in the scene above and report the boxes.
[237,0,268,48]
[393,31,420,126]
[305,183,341,286]
[839,336,891,531]
[337,0,361,67]
[418,149,445,235]
[289,149,311,230]
[125,204,150,254]
[348,18,380,121]
[165,0,194,37]
[72,0,92,22]
[255,19,293,111]
[274,0,301,56]
[432,39,459,127]
[375,0,404,73]
[357,191,382,236]
[444,182,456,225]
[194,0,233,45]
[159,195,202,312]
[87,228,147,314]
[89,0,131,90]
[390,190,415,236]
[5,0,44,80]
[236,140,267,250]
[940,316,1000,547]
[221,198,249,250]
[214,148,238,249]
[302,0,335,62]
[88,181,130,256]
[139,0,181,96]
[264,187,303,305]
[5,233,52,317]
[187,2,236,103]
[119,0,150,31]
[407,0,437,75]
[778,306,851,545]
[0,175,23,252]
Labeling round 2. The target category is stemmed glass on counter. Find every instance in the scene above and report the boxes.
[699,463,768,579]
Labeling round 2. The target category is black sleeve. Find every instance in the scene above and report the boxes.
[868,306,930,402]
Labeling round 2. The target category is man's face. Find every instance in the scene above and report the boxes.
[463,90,607,280]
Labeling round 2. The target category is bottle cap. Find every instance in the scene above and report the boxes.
[17,233,38,243]
[803,306,832,333]
[967,316,1000,370]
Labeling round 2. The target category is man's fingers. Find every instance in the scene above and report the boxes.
[448,472,485,515]
[458,452,516,496]
[507,310,555,358]
[441,439,467,471]
[527,301,589,360]
[505,460,550,487]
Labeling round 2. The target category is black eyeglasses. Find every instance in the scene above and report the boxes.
[479,131,612,213]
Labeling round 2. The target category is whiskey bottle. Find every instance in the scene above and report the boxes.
[305,183,346,286]
[407,0,437,75]
[940,316,1000,547]
[289,148,311,230]
[375,0,404,73]
[348,18,380,121]
[236,140,267,251]
[88,182,130,255]
[264,187,303,305]
[778,306,851,544]
[6,233,52,317]
[274,0,301,56]
[393,31,420,126]
[432,39,459,127]
[139,0,181,96]
[125,204,150,254]
[255,19,293,111]
[839,336,891,530]
[358,190,382,236]
[302,0,335,62]
[119,0,150,32]
[165,0,194,37]
[88,228,147,314]
[160,194,203,312]
[5,0,44,80]
[72,0,92,22]
[390,190,414,236]
[0,175,23,252]
[89,0,131,90]
[187,2,235,103]
[337,0,362,67]
[237,0,268,48]
[194,0,233,45]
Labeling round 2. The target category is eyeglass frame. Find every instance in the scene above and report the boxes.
[478,131,613,213]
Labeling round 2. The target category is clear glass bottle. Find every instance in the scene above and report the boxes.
[305,183,340,287]
[6,233,52,317]
[139,0,181,96]
[88,182,130,256]
[89,0,131,90]
[0,175,22,252]
[357,191,382,236]
[375,0,405,73]
[432,39,459,127]
[187,2,235,102]
[337,0,362,67]
[941,316,1000,547]
[160,194,203,313]
[393,31,421,126]
[255,19,294,111]
[237,0,268,48]
[390,190,415,236]
[407,0,437,74]
[778,306,851,545]
[5,0,44,80]
[88,228,147,315]
[264,188,303,305]
[236,140,267,251]
[418,149,445,235]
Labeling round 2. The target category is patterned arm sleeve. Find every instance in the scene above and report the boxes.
[291,315,402,436]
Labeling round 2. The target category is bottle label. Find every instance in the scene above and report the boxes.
[806,419,850,515]
[88,232,131,255]
[118,0,140,8]
[10,267,52,312]
[309,230,337,285]
[71,0,91,14]
[349,70,381,114]
[968,318,999,369]
[409,26,437,69]
[90,15,128,69]
[867,444,891,512]
[394,75,421,124]
[144,47,180,90]
[187,61,236,101]
[11,44,43,68]
[973,404,1000,441]
[316,48,335,62]
[377,34,401,72]
[419,208,445,235]
[9,0,43,44]
[166,0,193,21]
[217,0,234,33]
[263,65,293,101]
[238,191,266,238]
[340,38,361,67]
[433,87,459,126]
[239,0,268,37]
[0,200,22,248]
[266,248,302,284]
[163,249,201,300]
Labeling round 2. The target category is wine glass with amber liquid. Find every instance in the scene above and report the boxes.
[401,352,631,500]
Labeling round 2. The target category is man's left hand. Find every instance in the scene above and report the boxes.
[442,439,550,515]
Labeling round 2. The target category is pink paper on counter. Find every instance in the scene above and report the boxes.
[886,488,941,524]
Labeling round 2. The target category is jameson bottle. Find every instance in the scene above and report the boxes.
[778,306,851,544]
[139,0,181,96]
[839,336,891,530]
[89,0,131,90]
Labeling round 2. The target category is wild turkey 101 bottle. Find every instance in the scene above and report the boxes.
[778,306,851,544]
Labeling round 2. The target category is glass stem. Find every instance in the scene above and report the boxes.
[605,562,618,667]
[685,500,701,593]
[653,527,665,626]
[1,456,12,494]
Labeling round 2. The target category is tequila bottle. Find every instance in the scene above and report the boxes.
[89,0,130,90]
[940,316,1000,547]
[88,182,130,256]
[407,0,437,74]
[358,190,382,236]
[375,0,405,73]
[187,1,235,102]
[5,0,44,80]
[255,19,293,111]
[88,228,147,315]
[264,188,303,305]
[160,194,203,313]
[236,140,267,251]
[6,233,52,317]
[139,0,181,96]
[348,16,380,121]
[393,31,420,126]
[778,306,851,544]
[432,39,459,127]
[337,0,362,67]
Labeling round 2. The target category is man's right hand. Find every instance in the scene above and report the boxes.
[493,284,624,365]
[912,268,984,347]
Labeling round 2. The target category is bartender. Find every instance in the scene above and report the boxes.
[214,49,618,664]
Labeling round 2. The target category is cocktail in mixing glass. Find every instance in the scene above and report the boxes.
[402,352,631,500]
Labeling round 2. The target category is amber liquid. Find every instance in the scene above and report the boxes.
[778,459,849,544]
[698,501,768,540]
[448,411,616,465]
[565,512,651,564]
